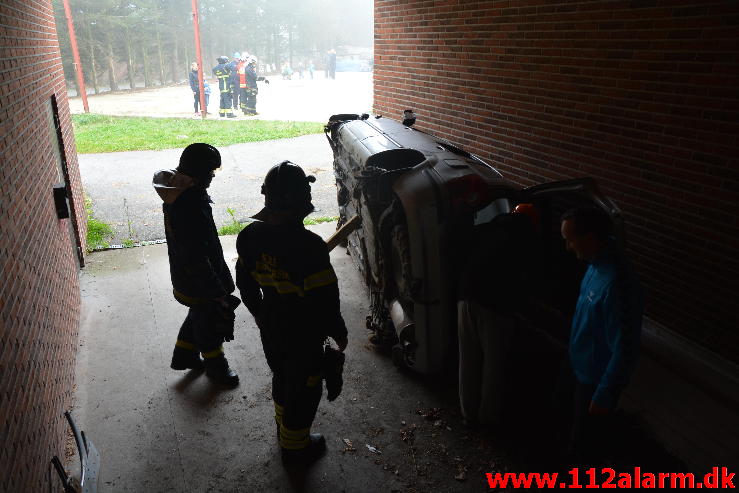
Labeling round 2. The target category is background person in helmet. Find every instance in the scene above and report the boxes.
[456,204,540,429]
[153,143,240,386]
[235,54,249,115]
[212,56,236,118]
[244,57,260,116]
[228,52,241,111]
[235,161,348,465]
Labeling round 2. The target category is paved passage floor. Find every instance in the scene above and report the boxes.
[74,224,512,492]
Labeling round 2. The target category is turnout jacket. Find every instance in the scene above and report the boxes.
[235,221,347,357]
[245,64,258,89]
[212,62,231,93]
[153,170,235,303]
[236,60,248,88]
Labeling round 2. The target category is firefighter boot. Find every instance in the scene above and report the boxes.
[203,352,239,387]
[281,433,326,466]
[170,344,204,371]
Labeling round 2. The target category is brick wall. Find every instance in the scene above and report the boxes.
[0,1,85,491]
[374,0,739,363]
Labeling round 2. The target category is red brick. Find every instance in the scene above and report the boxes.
[0,1,83,491]
[374,0,739,364]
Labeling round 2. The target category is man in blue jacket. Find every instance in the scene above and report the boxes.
[153,143,240,386]
[560,207,643,458]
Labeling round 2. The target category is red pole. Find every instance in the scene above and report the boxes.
[62,0,89,112]
[191,0,207,119]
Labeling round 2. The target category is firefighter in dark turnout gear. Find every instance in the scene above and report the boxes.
[244,57,259,115]
[213,56,236,118]
[236,56,249,115]
[236,161,348,466]
[153,143,240,386]
[228,52,241,110]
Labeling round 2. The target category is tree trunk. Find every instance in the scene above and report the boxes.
[87,24,99,94]
[156,25,165,85]
[125,27,135,92]
[142,43,151,88]
[288,24,293,68]
[170,30,179,83]
[106,33,118,92]
[183,43,190,81]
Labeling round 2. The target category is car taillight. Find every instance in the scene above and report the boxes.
[447,174,493,211]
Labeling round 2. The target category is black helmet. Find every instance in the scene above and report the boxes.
[217,55,229,64]
[177,143,221,178]
[260,161,316,212]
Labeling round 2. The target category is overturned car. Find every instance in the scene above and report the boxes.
[326,113,622,374]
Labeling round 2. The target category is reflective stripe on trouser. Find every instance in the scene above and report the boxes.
[175,305,226,356]
[240,88,248,112]
[245,88,257,113]
[274,402,284,429]
[219,92,233,116]
[271,357,323,450]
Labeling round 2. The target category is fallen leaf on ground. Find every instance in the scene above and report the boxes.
[366,444,382,454]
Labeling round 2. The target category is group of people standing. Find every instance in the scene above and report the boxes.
[154,144,347,466]
[189,52,263,118]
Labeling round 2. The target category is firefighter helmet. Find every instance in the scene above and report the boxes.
[217,55,229,64]
[177,143,221,178]
[260,161,316,212]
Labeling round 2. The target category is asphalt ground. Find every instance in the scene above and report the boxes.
[68,71,373,122]
[79,133,338,246]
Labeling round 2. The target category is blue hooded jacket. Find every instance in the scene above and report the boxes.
[569,241,643,409]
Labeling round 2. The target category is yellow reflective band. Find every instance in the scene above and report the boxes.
[304,268,338,291]
[251,271,305,297]
[306,375,322,387]
[280,437,310,450]
[274,403,284,416]
[173,289,209,306]
[279,425,310,449]
[202,346,224,359]
[280,425,310,439]
[175,340,196,351]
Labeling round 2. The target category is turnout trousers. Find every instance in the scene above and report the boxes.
[219,91,233,117]
[174,304,227,364]
[245,88,258,114]
[264,341,323,451]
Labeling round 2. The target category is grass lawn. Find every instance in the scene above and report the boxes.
[217,215,338,236]
[72,114,324,153]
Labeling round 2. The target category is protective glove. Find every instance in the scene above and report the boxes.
[323,345,345,402]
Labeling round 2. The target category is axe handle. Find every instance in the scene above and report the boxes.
[326,216,361,252]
